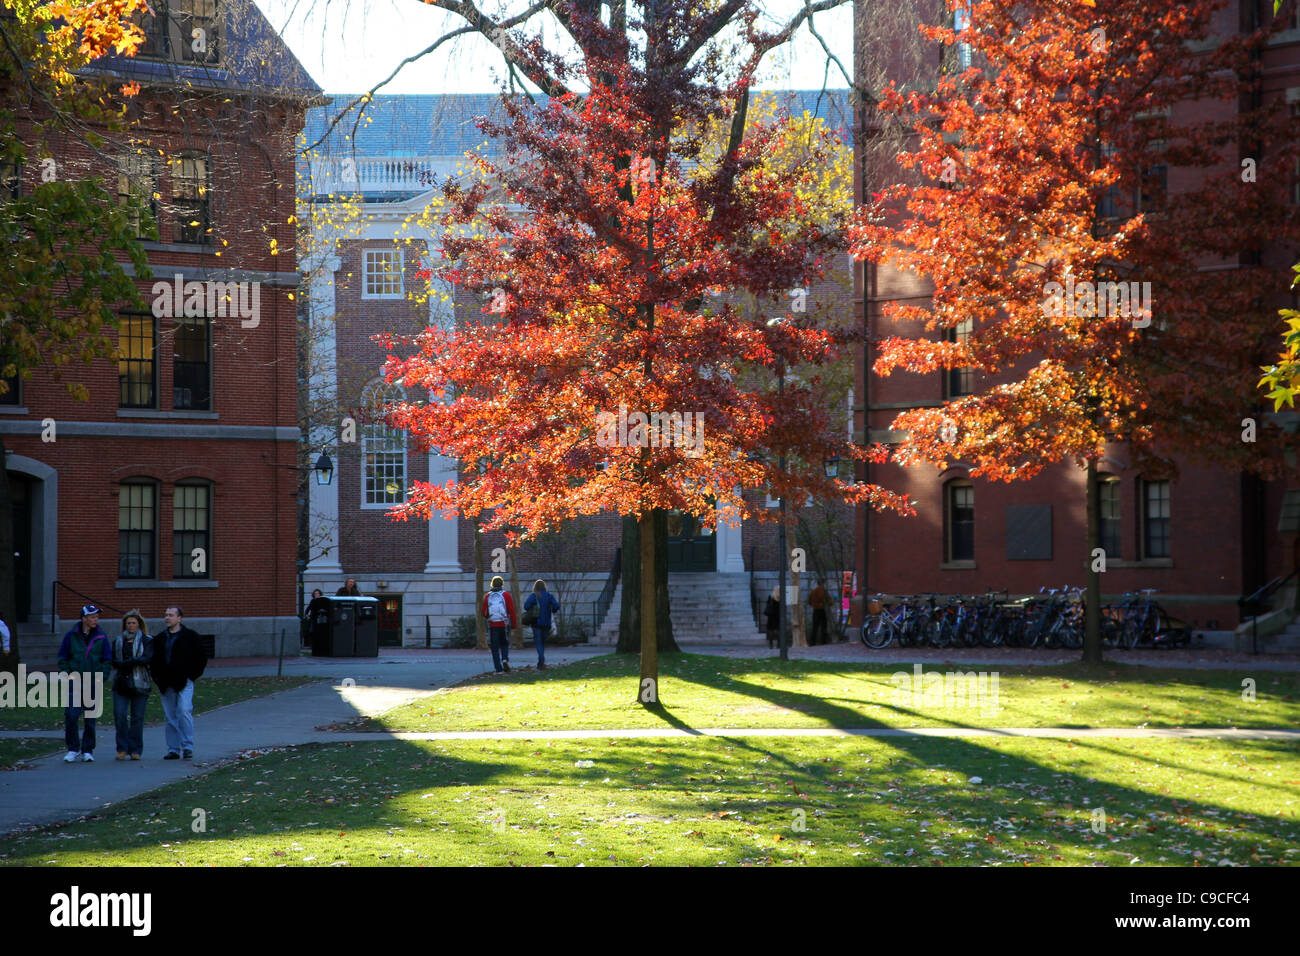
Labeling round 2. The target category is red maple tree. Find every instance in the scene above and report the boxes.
[376,7,909,701]
[851,0,1300,662]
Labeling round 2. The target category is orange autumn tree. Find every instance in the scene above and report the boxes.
[851,0,1300,663]
[378,6,908,703]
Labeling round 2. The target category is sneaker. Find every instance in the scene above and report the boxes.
[63,751,79,763]
[183,750,193,760]
[502,661,510,673]
[80,752,94,762]
[130,754,142,761]
[116,752,128,761]
[163,752,180,760]
[537,662,546,670]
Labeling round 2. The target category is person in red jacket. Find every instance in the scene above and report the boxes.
[480,575,516,673]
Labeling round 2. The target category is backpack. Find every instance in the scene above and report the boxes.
[486,590,509,624]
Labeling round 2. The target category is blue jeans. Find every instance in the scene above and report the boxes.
[489,625,510,671]
[159,680,195,754]
[114,691,149,755]
[531,626,548,666]
[64,707,96,754]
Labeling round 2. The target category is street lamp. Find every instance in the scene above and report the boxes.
[313,452,334,486]
[823,456,841,479]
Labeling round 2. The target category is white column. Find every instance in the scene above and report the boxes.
[715,497,746,572]
[305,251,343,574]
[423,257,461,572]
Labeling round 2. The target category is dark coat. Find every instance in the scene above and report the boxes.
[151,625,207,693]
[523,590,559,629]
[764,596,781,631]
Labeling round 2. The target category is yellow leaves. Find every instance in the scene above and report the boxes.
[269,238,280,256]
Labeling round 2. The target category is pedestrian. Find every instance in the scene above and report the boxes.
[480,575,516,673]
[336,578,363,596]
[304,588,330,648]
[807,582,829,645]
[764,586,781,649]
[57,604,112,763]
[522,579,559,670]
[151,605,207,760]
[111,610,153,760]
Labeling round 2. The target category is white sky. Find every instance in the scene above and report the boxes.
[254,0,855,95]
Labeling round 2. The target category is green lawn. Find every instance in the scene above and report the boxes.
[0,739,65,770]
[0,676,321,732]
[338,654,1300,732]
[2,735,1295,866]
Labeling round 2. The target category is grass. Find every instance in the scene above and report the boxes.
[1,735,1295,866]
[338,654,1300,732]
[0,676,321,732]
[0,739,65,770]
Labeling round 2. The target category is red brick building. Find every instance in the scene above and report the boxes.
[1,1,322,660]
[851,0,1300,633]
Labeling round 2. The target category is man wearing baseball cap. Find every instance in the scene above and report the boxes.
[57,605,112,763]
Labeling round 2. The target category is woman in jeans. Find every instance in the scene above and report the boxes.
[112,610,154,760]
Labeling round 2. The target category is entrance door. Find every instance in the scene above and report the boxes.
[666,509,716,572]
[9,474,31,622]
[378,595,402,646]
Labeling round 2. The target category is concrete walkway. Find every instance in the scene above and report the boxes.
[1,643,1296,836]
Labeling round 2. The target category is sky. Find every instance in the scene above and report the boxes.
[254,0,856,95]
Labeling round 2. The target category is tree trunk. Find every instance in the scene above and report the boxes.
[508,548,524,649]
[0,433,16,673]
[617,510,679,654]
[1083,458,1103,665]
[638,510,657,704]
[473,515,487,650]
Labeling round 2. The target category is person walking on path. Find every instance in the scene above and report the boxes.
[764,586,781,650]
[304,588,330,649]
[481,575,516,673]
[336,579,363,596]
[807,583,829,646]
[522,579,560,669]
[151,606,207,760]
[57,605,112,763]
[111,610,154,760]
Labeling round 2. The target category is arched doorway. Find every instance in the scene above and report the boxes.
[5,455,56,625]
[9,473,32,622]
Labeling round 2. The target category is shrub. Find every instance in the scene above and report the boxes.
[445,614,478,648]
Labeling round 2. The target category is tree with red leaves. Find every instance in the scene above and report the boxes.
[852,0,1300,664]
[377,4,909,702]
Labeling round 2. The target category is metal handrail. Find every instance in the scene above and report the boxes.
[51,580,127,633]
[591,547,621,636]
[1239,569,1297,612]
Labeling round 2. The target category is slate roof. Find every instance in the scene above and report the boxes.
[302,88,853,160]
[86,0,322,100]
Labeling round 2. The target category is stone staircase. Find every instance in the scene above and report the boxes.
[590,572,767,645]
[9,622,61,667]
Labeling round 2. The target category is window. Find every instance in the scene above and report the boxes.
[363,250,403,298]
[119,312,156,408]
[0,159,19,201]
[945,480,975,562]
[118,481,156,579]
[130,1,220,63]
[1098,475,1121,559]
[941,4,973,74]
[944,318,975,397]
[173,315,211,410]
[176,0,220,64]
[361,381,406,506]
[0,371,18,405]
[173,152,210,244]
[117,153,157,239]
[173,483,210,578]
[1293,102,1300,206]
[1137,141,1167,215]
[1140,479,1170,559]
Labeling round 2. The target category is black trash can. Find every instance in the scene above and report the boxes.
[313,597,357,657]
[353,597,380,658]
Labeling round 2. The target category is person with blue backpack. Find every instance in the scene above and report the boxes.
[522,579,560,670]
[480,576,517,673]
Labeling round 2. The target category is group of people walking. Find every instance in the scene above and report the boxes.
[481,576,559,672]
[764,582,835,648]
[58,603,207,763]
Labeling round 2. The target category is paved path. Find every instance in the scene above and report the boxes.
[1,643,1295,836]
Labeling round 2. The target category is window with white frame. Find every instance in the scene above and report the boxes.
[363,249,403,298]
[361,380,406,506]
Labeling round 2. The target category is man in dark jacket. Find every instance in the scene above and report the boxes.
[151,605,207,760]
[57,605,112,762]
